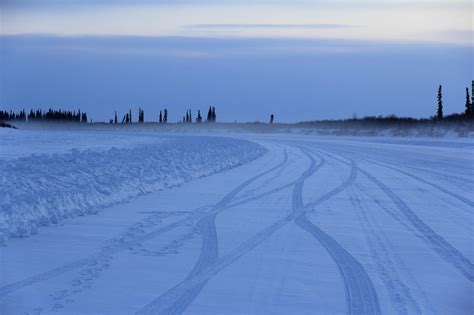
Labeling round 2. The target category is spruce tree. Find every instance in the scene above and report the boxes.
[465,87,471,116]
[164,109,168,123]
[207,106,212,122]
[270,114,274,124]
[159,110,163,123]
[138,108,144,123]
[212,107,216,122]
[196,110,202,123]
[471,81,474,117]
[437,85,443,120]
[114,111,118,124]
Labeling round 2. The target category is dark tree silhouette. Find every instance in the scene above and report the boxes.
[138,108,144,123]
[196,110,202,123]
[437,85,443,120]
[164,109,168,123]
[471,81,474,116]
[129,109,132,123]
[207,106,212,122]
[465,87,472,116]
[5,108,88,122]
[122,113,129,123]
[212,106,216,122]
[159,110,163,123]
[270,114,274,124]
[114,111,118,124]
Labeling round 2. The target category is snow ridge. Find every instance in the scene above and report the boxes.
[0,136,267,242]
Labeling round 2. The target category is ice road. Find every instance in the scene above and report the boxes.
[1,132,473,314]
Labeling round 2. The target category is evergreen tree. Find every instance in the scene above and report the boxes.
[212,107,216,122]
[138,108,144,123]
[270,114,274,124]
[186,111,189,123]
[437,85,443,120]
[196,110,202,123]
[114,111,118,124]
[159,110,163,123]
[465,87,471,116]
[207,106,212,122]
[164,109,168,123]
[129,109,132,123]
[471,81,474,116]
[189,110,192,123]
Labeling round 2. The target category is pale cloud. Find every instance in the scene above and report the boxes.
[182,24,356,30]
[1,1,472,45]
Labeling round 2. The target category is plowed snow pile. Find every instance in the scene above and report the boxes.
[0,133,266,242]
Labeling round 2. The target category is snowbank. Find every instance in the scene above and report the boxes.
[0,136,266,243]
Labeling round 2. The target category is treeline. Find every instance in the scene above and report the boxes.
[302,113,472,128]
[109,107,217,124]
[180,106,216,124]
[300,81,474,127]
[436,83,474,120]
[0,106,218,124]
[0,109,88,123]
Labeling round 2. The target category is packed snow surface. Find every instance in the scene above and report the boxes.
[0,130,473,314]
[0,130,266,241]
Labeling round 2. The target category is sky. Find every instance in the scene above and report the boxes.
[0,0,472,122]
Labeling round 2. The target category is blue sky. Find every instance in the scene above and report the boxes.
[1,0,472,122]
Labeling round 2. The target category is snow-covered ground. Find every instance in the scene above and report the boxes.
[0,129,473,314]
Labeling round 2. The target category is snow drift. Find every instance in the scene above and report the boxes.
[0,136,266,243]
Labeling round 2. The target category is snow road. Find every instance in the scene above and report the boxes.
[0,133,473,314]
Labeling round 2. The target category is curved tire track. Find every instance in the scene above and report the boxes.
[319,149,474,282]
[361,169,474,282]
[137,147,381,315]
[0,148,289,300]
[136,147,321,315]
[365,158,474,210]
[295,149,381,315]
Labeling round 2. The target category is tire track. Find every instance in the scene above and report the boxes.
[136,147,321,315]
[319,149,474,282]
[333,145,474,189]
[136,148,381,315]
[295,215,382,315]
[327,142,474,208]
[361,169,474,282]
[364,158,474,210]
[295,149,381,315]
[349,184,425,314]
[0,148,290,300]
